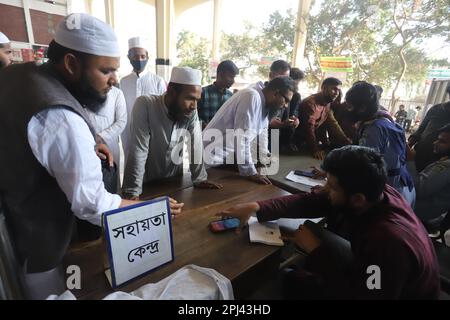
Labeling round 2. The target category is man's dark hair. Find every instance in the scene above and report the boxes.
[290,68,305,81]
[322,77,342,88]
[416,106,422,110]
[270,60,290,74]
[322,145,387,202]
[374,85,383,99]
[0,43,5,49]
[266,76,296,94]
[217,60,239,75]
[47,40,89,64]
[374,85,383,94]
[345,81,379,116]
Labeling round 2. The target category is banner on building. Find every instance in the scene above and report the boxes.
[260,56,276,66]
[320,56,353,72]
[427,69,450,79]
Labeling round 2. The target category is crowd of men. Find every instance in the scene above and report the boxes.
[0,13,449,300]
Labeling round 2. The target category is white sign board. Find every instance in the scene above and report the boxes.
[323,71,348,83]
[103,197,174,288]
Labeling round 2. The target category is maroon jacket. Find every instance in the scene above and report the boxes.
[297,93,350,151]
[257,185,440,299]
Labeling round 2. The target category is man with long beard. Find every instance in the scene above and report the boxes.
[0,13,183,299]
[122,66,223,200]
[0,31,13,69]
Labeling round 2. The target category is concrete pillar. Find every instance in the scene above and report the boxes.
[86,0,93,14]
[104,0,115,28]
[22,0,35,44]
[155,0,175,81]
[292,0,311,68]
[211,0,222,62]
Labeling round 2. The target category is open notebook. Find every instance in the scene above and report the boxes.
[248,216,284,246]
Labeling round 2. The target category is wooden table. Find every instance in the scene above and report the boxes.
[268,154,322,194]
[64,168,290,299]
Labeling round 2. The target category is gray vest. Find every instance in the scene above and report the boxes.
[0,62,95,273]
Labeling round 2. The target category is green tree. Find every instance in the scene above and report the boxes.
[304,0,449,107]
[220,22,262,77]
[305,0,383,89]
[176,30,211,84]
[261,9,297,60]
[376,0,450,109]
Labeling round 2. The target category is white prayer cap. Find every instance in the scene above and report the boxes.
[170,66,202,86]
[54,13,120,57]
[0,32,10,44]
[128,36,146,50]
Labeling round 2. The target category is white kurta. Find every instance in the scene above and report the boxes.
[27,109,122,226]
[120,71,166,158]
[85,86,127,170]
[203,85,269,176]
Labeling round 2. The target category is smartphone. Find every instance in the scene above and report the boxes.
[294,169,315,178]
[209,218,241,233]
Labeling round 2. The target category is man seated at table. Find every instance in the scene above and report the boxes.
[408,85,450,172]
[294,77,351,160]
[122,67,222,200]
[414,124,450,223]
[219,145,440,299]
[203,77,295,185]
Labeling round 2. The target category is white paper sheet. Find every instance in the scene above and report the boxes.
[285,171,326,187]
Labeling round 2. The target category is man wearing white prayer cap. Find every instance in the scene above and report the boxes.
[0,31,12,69]
[120,36,166,160]
[122,66,222,199]
[0,13,183,300]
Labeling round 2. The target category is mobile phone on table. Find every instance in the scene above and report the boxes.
[209,218,241,233]
[294,169,315,178]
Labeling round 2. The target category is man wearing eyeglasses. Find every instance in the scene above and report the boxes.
[203,77,295,185]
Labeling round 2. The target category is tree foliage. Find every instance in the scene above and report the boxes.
[175,0,449,100]
[176,30,211,84]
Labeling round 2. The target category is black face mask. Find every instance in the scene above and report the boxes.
[131,59,148,72]
[68,72,107,113]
